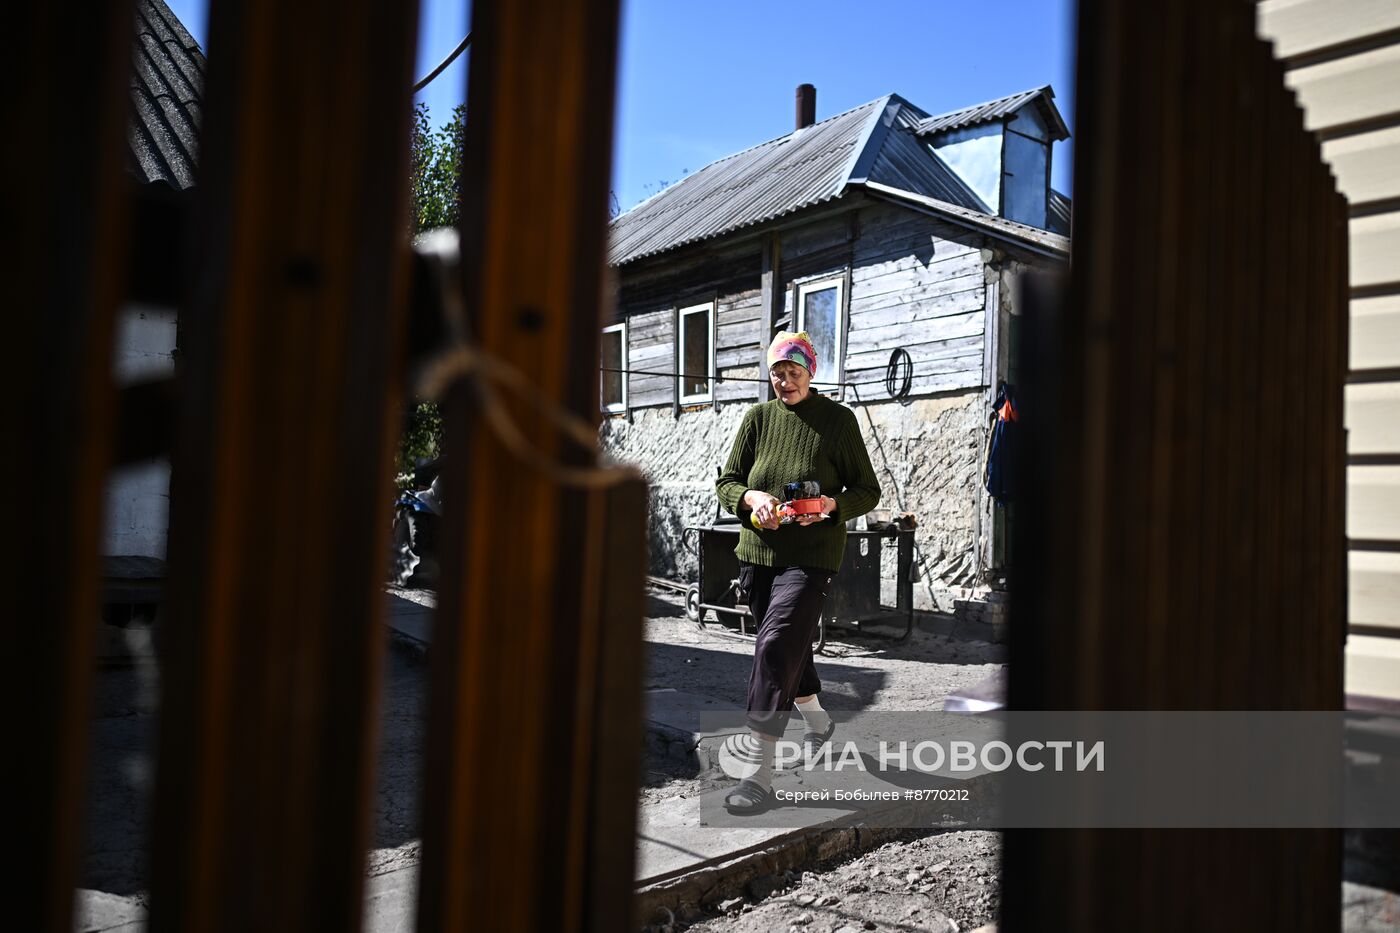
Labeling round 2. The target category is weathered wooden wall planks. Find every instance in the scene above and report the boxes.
[1003,1,1349,929]
[628,310,677,407]
[608,197,1045,409]
[843,204,988,396]
[716,288,763,403]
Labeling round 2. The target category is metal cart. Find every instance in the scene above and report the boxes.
[682,521,916,652]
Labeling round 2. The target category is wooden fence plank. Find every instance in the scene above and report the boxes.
[6,5,135,932]
[146,2,420,930]
[415,1,642,931]
[1004,1,1348,929]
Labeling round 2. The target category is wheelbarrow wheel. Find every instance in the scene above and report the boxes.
[685,585,701,621]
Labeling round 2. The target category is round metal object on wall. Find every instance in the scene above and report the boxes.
[885,347,912,401]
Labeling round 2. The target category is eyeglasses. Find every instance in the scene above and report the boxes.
[769,368,807,384]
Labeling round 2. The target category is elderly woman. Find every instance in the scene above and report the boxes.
[715,331,881,813]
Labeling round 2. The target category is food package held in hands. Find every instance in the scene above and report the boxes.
[751,481,824,528]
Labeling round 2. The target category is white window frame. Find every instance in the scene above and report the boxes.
[676,300,715,405]
[600,320,627,414]
[796,275,846,394]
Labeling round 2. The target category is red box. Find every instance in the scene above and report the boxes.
[784,497,825,516]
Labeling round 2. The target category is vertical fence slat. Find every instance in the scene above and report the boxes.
[415,0,643,931]
[6,5,136,932]
[1004,0,1349,929]
[147,2,420,930]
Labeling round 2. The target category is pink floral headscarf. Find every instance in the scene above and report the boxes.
[766,331,817,377]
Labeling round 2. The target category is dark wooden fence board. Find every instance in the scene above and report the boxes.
[7,5,136,932]
[415,1,643,931]
[146,3,420,930]
[1003,2,1348,930]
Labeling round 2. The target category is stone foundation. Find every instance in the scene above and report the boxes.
[952,588,1010,643]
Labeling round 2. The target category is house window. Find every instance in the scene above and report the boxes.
[677,301,714,404]
[796,276,845,393]
[600,321,626,413]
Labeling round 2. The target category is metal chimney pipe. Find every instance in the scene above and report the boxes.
[795,84,816,130]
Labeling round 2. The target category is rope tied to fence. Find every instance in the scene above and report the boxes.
[417,343,632,490]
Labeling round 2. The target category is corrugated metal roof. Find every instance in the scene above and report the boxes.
[127,0,204,190]
[608,94,989,266]
[608,98,881,266]
[1048,188,1072,235]
[914,86,1071,141]
[855,102,992,212]
[861,181,1070,258]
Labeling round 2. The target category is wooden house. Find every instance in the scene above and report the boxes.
[601,85,1071,622]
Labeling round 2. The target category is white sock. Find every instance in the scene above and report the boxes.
[753,738,774,789]
[795,696,831,734]
[725,732,775,789]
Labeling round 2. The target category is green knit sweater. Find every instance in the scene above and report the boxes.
[715,392,881,572]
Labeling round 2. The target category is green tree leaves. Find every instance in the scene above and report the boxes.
[410,102,466,234]
[398,103,462,484]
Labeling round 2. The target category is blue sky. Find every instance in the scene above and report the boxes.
[166,0,1075,211]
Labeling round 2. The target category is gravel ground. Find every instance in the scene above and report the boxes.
[645,829,1000,933]
[639,752,1000,933]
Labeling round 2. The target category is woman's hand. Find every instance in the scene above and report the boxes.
[794,495,837,526]
[744,490,782,530]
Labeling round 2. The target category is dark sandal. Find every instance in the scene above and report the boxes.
[723,779,774,814]
[803,719,836,756]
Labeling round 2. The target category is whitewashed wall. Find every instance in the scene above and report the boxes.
[103,304,176,559]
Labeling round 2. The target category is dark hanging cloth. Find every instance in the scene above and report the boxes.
[984,382,1018,504]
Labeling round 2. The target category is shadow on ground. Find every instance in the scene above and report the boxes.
[645,638,891,712]
[80,633,430,897]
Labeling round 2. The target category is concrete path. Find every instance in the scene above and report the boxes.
[383,585,433,648]
[383,590,864,893]
[382,592,900,926]
[637,688,857,888]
